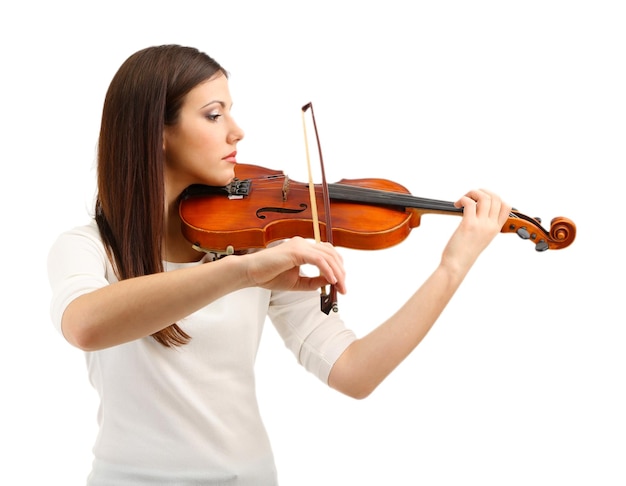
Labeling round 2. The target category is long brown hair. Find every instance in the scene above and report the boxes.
[95,45,227,347]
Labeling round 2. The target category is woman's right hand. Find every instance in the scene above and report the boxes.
[241,237,347,294]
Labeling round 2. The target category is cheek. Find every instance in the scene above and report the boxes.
[183,127,221,158]
[167,129,213,165]
[197,133,220,154]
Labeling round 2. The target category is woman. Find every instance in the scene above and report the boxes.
[47,44,511,485]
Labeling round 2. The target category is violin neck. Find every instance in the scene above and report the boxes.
[328,183,462,214]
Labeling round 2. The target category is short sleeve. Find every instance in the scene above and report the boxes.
[47,222,113,335]
[268,289,356,384]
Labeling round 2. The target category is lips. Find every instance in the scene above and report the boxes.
[222,151,237,163]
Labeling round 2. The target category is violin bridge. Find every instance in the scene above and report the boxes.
[282,176,289,201]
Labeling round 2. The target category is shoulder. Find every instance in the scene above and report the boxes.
[48,219,108,268]
[51,219,103,247]
[60,219,101,239]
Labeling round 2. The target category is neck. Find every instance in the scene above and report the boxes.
[164,199,204,263]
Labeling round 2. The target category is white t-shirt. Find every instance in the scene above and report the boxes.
[47,220,356,485]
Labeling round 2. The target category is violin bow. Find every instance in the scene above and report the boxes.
[301,102,338,314]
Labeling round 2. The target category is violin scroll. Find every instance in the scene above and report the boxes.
[503,212,576,251]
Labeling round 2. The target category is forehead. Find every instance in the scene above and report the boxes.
[185,73,231,108]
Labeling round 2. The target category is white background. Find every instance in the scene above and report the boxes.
[1,1,624,484]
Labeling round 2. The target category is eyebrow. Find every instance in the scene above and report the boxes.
[200,100,226,110]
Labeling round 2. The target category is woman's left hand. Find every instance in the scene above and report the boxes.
[442,189,512,274]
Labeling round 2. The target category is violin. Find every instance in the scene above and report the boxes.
[179,163,577,255]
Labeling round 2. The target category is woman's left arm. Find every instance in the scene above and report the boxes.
[328,189,511,399]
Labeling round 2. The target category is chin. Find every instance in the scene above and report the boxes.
[222,165,237,185]
[201,166,235,187]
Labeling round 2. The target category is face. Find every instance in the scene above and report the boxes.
[163,73,244,197]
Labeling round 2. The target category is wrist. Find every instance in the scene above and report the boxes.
[438,255,473,287]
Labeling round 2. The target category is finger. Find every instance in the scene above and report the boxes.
[291,238,345,291]
[454,194,477,217]
[314,242,346,293]
[471,189,496,220]
[471,189,494,219]
[478,188,512,225]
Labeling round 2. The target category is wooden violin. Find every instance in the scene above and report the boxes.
[179,163,577,255]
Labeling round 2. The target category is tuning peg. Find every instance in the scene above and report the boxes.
[535,240,549,252]
[516,227,530,239]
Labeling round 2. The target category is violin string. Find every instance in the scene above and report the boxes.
[329,184,462,213]
[241,175,462,212]
[234,174,555,240]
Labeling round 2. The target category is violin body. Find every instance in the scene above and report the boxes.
[181,164,423,253]
[179,164,576,254]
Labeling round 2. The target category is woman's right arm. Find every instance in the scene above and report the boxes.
[61,256,247,350]
[52,235,346,351]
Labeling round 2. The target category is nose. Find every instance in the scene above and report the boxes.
[228,118,245,144]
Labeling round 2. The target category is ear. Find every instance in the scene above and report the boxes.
[162,127,169,152]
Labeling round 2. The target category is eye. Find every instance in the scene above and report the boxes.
[206,112,222,122]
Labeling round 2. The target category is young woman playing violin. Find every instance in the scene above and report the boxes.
[47,44,511,485]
